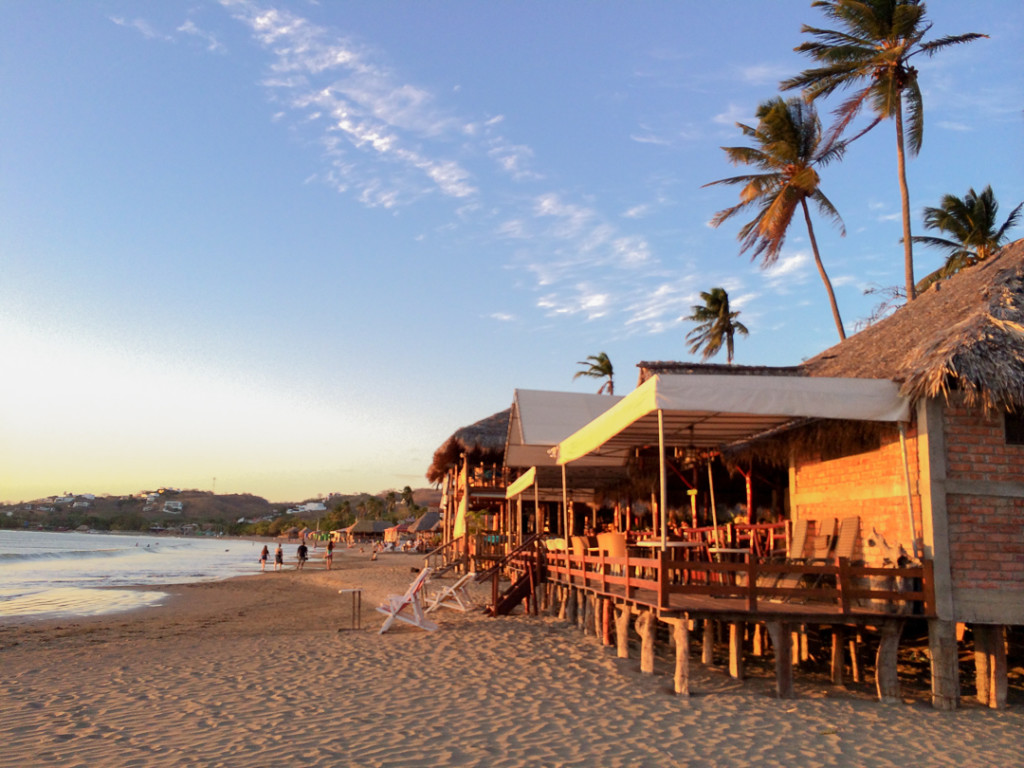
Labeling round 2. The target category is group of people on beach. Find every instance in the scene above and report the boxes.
[258,538,334,572]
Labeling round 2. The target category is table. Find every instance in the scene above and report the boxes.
[338,587,363,630]
[634,541,703,582]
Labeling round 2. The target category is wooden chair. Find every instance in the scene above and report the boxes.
[377,567,438,634]
[426,570,476,614]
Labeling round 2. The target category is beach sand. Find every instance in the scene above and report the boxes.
[2,547,1021,768]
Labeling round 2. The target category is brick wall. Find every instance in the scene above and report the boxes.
[791,422,921,567]
[944,400,1024,591]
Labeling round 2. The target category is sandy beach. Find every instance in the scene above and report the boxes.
[2,547,1022,768]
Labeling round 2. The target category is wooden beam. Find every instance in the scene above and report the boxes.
[702,619,715,666]
[831,627,845,686]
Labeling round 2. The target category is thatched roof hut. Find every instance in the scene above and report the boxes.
[408,509,441,533]
[426,408,510,483]
[803,239,1024,413]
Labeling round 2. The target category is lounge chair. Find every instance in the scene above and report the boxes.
[760,518,808,593]
[425,570,476,614]
[377,567,438,634]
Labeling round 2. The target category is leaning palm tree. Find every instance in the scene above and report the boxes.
[573,352,614,395]
[782,0,986,302]
[913,185,1022,292]
[705,96,847,340]
[685,288,749,364]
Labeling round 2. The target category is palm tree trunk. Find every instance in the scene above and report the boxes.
[895,99,916,301]
[801,199,846,340]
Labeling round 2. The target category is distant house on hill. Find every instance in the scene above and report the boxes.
[163,501,184,514]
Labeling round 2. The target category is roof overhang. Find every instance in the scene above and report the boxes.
[551,373,910,465]
[505,388,626,468]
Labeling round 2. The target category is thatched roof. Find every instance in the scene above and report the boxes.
[408,509,441,533]
[426,408,510,484]
[804,239,1024,412]
[346,519,391,535]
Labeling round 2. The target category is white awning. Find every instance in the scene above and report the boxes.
[505,388,625,468]
[551,373,910,465]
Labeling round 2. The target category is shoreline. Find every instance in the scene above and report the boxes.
[3,551,1023,767]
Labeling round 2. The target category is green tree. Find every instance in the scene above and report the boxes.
[782,0,986,302]
[685,288,749,364]
[573,352,615,395]
[706,96,847,340]
[913,185,1022,292]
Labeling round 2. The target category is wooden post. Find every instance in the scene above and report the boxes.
[974,624,991,706]
[601,599,613,646]
[831,627,845,686]
[664,617,691,695]
[615,606,631,659]
[850,633,862,683]
[729,621,745,679]
[751,623,764,657]
[592,595,602,638]
[565,587,577,624]
[702,619,715,665]
[990,625,1008,710]
[876,619,904,704]
[636,611,656,675]
[765,621,794,699]
[927,618,959,711]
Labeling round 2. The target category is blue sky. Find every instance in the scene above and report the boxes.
[2,1,1021,503]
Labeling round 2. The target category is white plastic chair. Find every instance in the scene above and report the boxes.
[377,567,438,634]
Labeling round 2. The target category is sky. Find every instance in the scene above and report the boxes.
[2,1,1022,504]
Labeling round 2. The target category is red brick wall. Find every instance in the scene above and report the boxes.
[944,400,1024,591]
[792,422,921,567]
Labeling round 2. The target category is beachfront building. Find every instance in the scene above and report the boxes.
[549,239,1024,710]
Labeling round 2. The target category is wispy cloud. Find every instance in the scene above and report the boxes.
[178,20,226,53]
[223,0,477,207]
[736,62,791,86]
[110,16,173,42]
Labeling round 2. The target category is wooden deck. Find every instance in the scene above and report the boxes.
[513,548,933,626]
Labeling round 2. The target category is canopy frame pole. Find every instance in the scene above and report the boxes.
[534,480,540,538]
[708,460,720,546]
[562,464,569,539]
[658,408,668,550]
[898,422,919,559]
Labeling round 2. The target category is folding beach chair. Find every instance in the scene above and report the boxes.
[426,570,476,614]
[377,567,438,634]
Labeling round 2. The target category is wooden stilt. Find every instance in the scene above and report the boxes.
[974,624,992,706]
[876,619,904,704]
[615,606,631,659]
[636,611,656,675]
[729,621,745,680]
[800,626,810,662]
[591,595,602,638]
[791,630,800,668]
[752,623,764,657]
[927,618,959,711]
[849,634,862,683]
[664,617,691,695]
[601,599,613,646]
[831,627,845,686]
[702,619,715,665]
[565,587,577,624]
[765,621,794,699]
[990,625,1007,710]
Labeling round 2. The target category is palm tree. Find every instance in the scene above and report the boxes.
[573,352,615,395]
[705,96,847,340]
[685,288,749,364]
[782,0,986,302]
[913,185,1022,292]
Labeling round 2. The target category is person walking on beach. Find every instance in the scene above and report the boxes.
[274,543,284,572]
[259,545,269,572]
[324,539,334,570]
[296,541,308,570]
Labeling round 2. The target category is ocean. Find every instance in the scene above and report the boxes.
[0,529,265,623]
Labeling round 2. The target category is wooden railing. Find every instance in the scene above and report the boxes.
[537,548,933,618]
[423,534,469,573]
